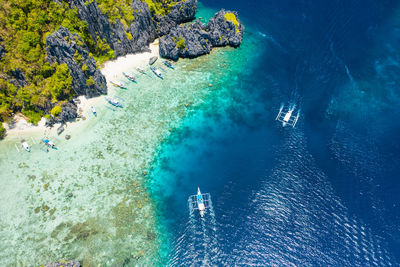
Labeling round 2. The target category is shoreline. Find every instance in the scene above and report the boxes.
[1,39,160,140]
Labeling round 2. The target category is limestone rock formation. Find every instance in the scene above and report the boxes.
[46,27,107,97]
[153,0,197,36]
[46,100,78,127]
[0,45,4,59]
[129,0,158,53]
[66,0,132,57]
[159,10,244,60]
[66,0,197,56]
[9,68,27,88]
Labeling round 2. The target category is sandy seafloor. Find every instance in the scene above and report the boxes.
[0,3,261,266]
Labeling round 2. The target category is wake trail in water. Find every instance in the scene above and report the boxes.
[257,31,288,54]
[226,126,396,266]
[168,200,220,266]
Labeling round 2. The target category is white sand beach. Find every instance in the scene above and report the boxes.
[101,39,160,81]
[3,39,160,138]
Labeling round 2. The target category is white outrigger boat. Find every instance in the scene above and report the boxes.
[275,104,300,127]
[21,138,30,152]
[188,187,211,217]
[150,66,164,79]
[110,80,127,89]
[105,96,123,108]
[122,72,136,83]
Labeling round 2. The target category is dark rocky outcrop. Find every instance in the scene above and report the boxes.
[66,0,197,56]
[0,45,4,59]
[44,260,80,267]
[168,0,197,24]
[205,10,244,47]
[128,0,157,53]
[153,0,197,36]
[159,10,244,60]
[46,100,78,127]
[159,20,212,59]
[67,0,152,56]
[9,68,27,88]
[46,26,107,97]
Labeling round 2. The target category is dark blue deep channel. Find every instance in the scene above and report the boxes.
[149,0,400,265]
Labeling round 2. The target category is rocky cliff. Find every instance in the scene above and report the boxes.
[159,10,244,60]
[45,100,78,127]
[66,0,197,56]
[46,26,107,97]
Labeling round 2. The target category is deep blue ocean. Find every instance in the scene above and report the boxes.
[149,0,400,265]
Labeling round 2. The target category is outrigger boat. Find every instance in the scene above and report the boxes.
[21,138,30,152]
[188,187,211,217]
[275,104,300,127]
[136,66,145,74]
[150,66,163,79]
[105,97,123,108]
[42,138,57,149]
[110,80,127,89]
[91,106,97,117]
[163,60,175,69]
[122,72,136,82]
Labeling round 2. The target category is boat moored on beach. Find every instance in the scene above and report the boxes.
[188,187,211,217]
[105,97,123,108]
[42,138,57,149]
[122,72,136,82]
[163,60,175,69]
[110,80,127,89]
[136,66,145,74]
[91,106,97,117]
[21,139,30,152]
[150,66,164,79]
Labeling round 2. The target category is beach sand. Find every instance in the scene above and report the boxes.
[2,39,160,139]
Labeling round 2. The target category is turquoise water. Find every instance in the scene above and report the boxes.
[148,0,400,265]
[0,4,263,265]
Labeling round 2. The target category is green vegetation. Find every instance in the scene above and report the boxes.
[126,31,133,40]
[50,105,62,116]
[0,0,118,126]
[0,123,5,139]
[176,37,185,49]
[142,0,180,16]
[224,12,239,33]
[86,76,95,87]
[97,0,135,26]
[0,0,181,130]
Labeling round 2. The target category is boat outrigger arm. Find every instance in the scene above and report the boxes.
[188,187,211,217]
[275,104,300,127]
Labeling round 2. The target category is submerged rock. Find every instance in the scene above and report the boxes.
[46,27,107,98]
[57,125,65,135]
[159,10,244,60]
[44,260,80,267]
